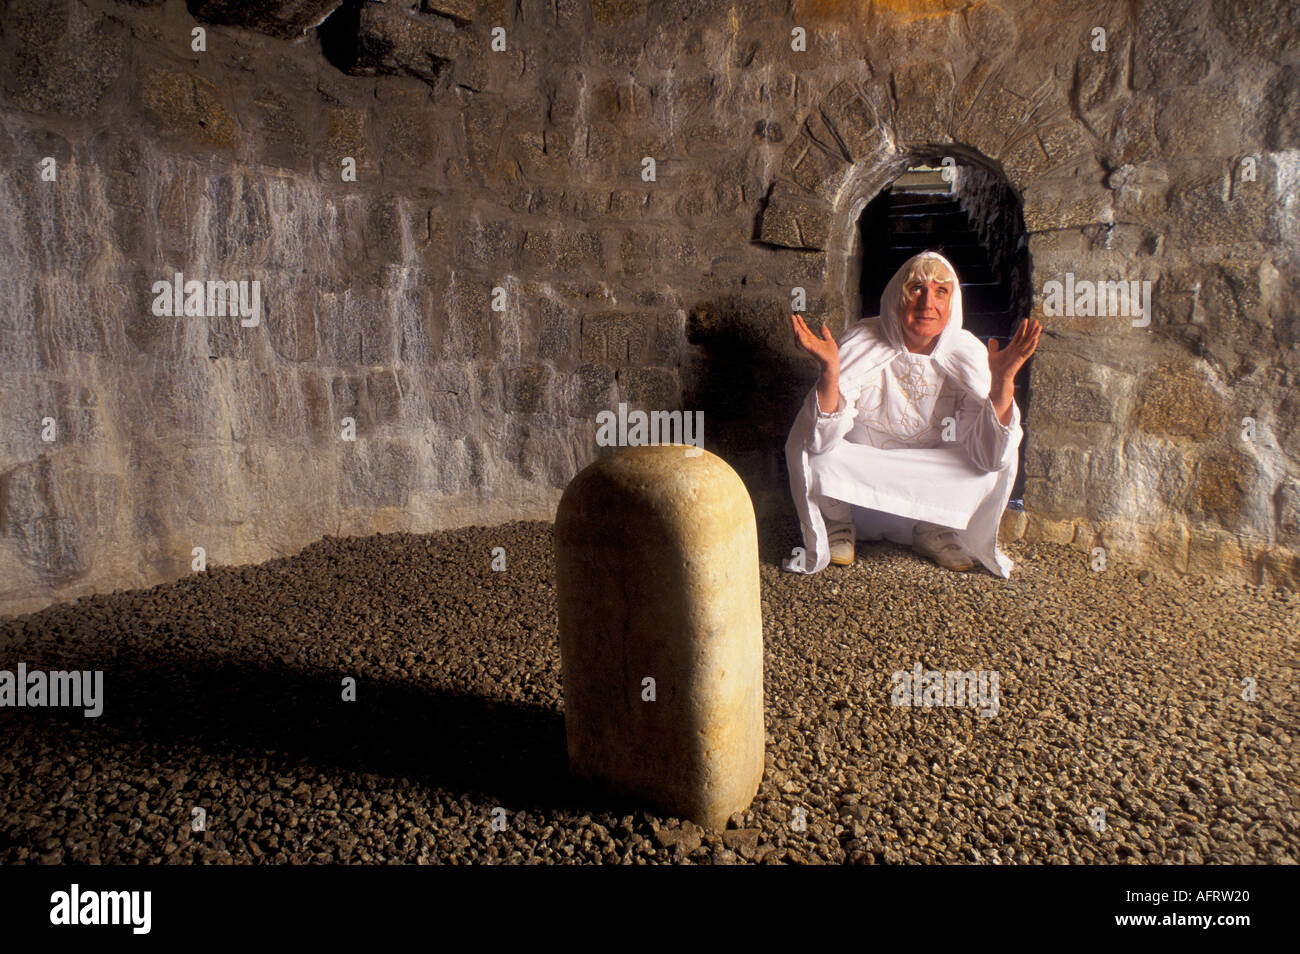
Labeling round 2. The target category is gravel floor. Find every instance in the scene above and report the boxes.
[1,519,1296,864]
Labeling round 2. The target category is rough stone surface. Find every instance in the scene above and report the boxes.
[192,0,343,38]
[554,446,764,829]
[342,2,464,86]
[2,0,1300,615]
[0,0,126,119]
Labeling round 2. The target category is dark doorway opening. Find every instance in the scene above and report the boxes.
[856,162,1033,500]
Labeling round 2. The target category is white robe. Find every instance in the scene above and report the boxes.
[783,253,1023,577]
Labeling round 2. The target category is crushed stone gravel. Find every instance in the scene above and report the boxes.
[1,519,1295,864]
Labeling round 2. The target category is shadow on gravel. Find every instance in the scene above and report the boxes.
[756,512,805,569]
[9,648,584,813]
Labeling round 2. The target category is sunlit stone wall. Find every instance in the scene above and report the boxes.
[1,0,1298,614]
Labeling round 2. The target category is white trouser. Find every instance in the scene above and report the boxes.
[810,442,998,531]
[817,494,926,547]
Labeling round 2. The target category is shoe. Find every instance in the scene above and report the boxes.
[827,520,856,566]
[912,522,975,572]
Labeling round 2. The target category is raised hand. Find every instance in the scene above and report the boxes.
[987,318,1042,382]
[792,314,843,414]
[791,313,839,372]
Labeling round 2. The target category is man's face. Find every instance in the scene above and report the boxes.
[900,276,954,354]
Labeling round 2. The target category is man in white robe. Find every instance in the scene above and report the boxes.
[783,251,1041,577]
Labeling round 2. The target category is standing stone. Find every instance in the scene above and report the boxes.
[554,445,764,829]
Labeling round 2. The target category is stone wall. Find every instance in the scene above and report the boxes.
[1,0,1298,615]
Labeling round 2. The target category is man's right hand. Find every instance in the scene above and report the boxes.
[792,314,842,415]
[791,313,840,373]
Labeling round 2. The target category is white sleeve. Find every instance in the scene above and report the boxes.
[806,384,857,456]
[955,387,1022,473]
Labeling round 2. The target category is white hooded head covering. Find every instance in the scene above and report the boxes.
[876,250,966,359]
[834,249,991,399]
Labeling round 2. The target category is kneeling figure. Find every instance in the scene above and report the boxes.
[784,250,1041,577]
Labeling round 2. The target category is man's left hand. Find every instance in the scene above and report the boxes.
[987,318,1042,382]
